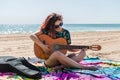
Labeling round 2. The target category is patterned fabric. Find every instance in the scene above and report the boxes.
[42,57,120,80]
[42,28,71,44]
[0,57,120,80]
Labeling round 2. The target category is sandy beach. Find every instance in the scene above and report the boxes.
[0,31,120,61]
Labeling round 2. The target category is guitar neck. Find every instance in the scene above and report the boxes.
[59,45,90,50]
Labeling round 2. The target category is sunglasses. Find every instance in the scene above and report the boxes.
[55,22,63,29]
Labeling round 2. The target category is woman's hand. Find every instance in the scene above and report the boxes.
[70,48,88,52]
[42,45,51,54]
[81,48,88,52]
[68,49,79,52]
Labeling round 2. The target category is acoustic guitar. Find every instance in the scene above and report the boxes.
[34,34,101,60]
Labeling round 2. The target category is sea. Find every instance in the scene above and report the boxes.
[0,24,120,34]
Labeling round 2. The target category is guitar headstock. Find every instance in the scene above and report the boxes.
[89,45,101,51]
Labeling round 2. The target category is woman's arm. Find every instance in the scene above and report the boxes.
[30,31,50,53]
[30,31,44,47]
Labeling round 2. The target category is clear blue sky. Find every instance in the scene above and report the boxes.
[0,0,120,24]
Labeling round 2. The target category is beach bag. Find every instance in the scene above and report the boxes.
[0,56,42,79]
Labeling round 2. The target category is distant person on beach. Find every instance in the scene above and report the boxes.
[30,13,98,70]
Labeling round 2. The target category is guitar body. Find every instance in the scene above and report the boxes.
[34,34,67,60]
[34,34,101,60]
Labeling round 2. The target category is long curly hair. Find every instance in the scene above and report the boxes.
[39,13,63,38]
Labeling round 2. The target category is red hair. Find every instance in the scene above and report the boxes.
[39,13,63,38]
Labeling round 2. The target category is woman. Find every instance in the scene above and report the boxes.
[30,13,98,70]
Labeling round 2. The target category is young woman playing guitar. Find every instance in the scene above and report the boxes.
[30,13,98,70]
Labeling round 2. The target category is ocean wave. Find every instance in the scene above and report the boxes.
[0,24,120,34]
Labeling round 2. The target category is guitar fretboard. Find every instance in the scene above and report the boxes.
[58,45,90,50]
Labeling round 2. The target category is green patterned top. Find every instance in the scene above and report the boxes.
[42,28,71,44]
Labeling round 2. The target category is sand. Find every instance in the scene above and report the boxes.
[0,31,120,61]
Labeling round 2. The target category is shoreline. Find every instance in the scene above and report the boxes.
[0,31,120,61]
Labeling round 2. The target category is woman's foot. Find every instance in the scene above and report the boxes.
[86,66,98,71]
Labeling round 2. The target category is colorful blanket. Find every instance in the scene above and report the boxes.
[0,57,120,80]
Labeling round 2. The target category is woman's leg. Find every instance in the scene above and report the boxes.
[45,51,97,70]
[45,51,82,68]
[68,49,86,63]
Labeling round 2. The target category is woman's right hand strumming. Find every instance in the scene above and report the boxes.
[42,45,51,54]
